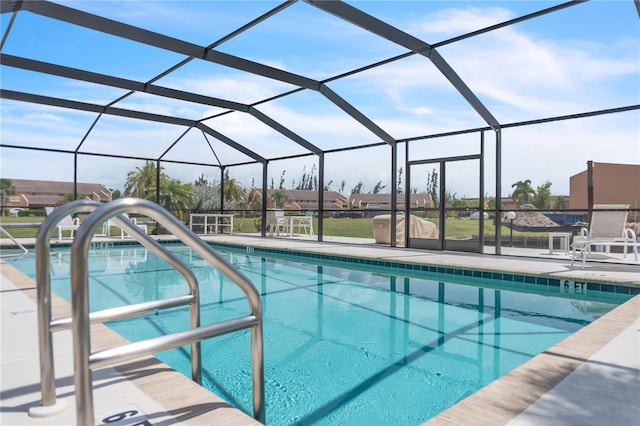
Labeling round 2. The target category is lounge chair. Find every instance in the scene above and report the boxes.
[109,213,149,239]
[46,206,82,242]
[571,204,638,268]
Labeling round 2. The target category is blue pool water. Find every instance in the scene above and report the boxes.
[9,244,632,425]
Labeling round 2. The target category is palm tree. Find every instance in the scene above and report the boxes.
[351,181,363,194]
[233,187,262,232]
[270,189,288,209]
[223,174,245,209]
[0,178,15,197]
[243,187,262,215]
[148,176,193,221]
[124,161,161,198]
[511,179,536,205]
[0,179,15,215]
[371,181,386,194]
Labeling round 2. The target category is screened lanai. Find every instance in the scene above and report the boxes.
[1,0,639,257]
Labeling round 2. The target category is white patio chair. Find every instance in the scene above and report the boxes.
[266,210,288,236]
[292,215,314,236]
[110,213,149,239]
[571,204,637,267]
[46,206,82,241]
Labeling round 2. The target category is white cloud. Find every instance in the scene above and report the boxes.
[161,74,293,106]
[340,7,638,125]
[406,106,433,116]
[409,7,516,37]
[255,102,387,148]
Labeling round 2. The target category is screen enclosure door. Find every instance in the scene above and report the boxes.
[406,155,484,253]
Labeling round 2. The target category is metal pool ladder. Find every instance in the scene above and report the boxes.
[29,198,265,425]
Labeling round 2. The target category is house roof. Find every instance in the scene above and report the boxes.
[10,178,111,196]
[22,195,64,207]
[349,193,433,206]
[7,178,112,206]
[290,201,346,211]
[569,162,640,179]
[266,189,347,203]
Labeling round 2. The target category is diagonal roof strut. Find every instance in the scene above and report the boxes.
[2,0,396,146]
[1,54,323,154]
[0,89,264,163]
[305,0,501,131]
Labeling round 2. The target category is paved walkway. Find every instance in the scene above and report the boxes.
[508,316,639,426]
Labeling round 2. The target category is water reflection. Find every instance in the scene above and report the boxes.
[570,300,619,320]
[122,248,226,303]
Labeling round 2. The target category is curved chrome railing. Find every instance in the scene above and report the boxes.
[30,199,202,419]
[70,198,264,425]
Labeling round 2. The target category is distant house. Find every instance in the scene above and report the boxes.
[569,162,640,209]
[3,178,112,209]
[265,189,348,212]
[348,193,434,211]
[478,197,518,211]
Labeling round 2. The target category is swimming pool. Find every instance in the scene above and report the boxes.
[10,243,633,425]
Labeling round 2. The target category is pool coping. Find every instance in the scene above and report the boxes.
[424,293,639,425]
[200,240,640,294]
[0,261,262,425]
[2,236,639,425]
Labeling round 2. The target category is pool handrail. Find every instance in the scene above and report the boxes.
[0,224,29,253]
[70,198,264,425]
[30,199,202,419]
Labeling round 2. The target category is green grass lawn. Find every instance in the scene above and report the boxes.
[236,216,545,239]
[317,217,547,239]
[0,216,43,238]
[1,216,546,240]
[0,217,158,239]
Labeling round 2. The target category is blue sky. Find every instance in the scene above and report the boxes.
[1,1,638,198]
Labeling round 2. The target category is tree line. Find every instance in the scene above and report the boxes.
[510,179,567,209]
[0,164,566,219]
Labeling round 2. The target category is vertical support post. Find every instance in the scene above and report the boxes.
[587,160,594,222]
[390,142,397,247]
[495,129,502,254]
[439,161,446,248]
[155,160,161,205]
[73,153,78,201]
[261,161,268,237]
[479,131,485,252]
[317,153,324,241]
[220,166,226,213]
[404,141,410,248]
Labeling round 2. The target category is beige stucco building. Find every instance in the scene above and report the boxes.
[569,162,640,210]
[3,178,112,210]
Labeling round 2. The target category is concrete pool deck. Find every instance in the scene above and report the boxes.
[1,235,639,425]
